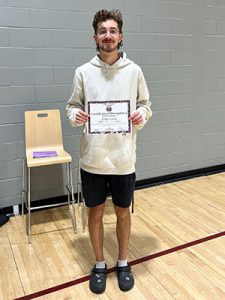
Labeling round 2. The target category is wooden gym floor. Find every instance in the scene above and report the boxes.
[1,172,225,300]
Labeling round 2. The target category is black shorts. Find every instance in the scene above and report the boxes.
[80,169,136,208]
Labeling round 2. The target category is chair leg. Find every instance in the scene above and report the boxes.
[80,183,87,232]
[77,158,81,206]
[27,167,31,244]
[66,163,70,210]
[68,162,77,233]
[78,164,86,232]
[77,158,86,232]
[22,157,26,216]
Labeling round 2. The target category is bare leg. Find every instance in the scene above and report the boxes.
[114,205,131,260]
[88,203,105,262]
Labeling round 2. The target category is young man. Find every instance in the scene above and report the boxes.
[66,9,152,294]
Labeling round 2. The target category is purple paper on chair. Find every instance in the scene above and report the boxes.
[33,151,58,158]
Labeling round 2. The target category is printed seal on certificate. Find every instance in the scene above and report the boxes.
[87,100,131,135]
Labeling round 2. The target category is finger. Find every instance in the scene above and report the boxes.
[133,118,142,125]
[129,111,139,120]
[132,120,142,125]
[76,114,88,124]
[131,114,143,125]
[76,110,90,122]
[79,110,90,118]
[76,118,85,123]
[131,113,142,122]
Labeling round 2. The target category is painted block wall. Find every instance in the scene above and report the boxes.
[0,0,225,208]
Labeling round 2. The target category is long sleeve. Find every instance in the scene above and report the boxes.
[66,68,85,127]
[135,68,152,130]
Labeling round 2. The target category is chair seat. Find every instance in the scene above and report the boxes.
[26,148,72,167]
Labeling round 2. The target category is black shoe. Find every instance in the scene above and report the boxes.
[89,265,107,294]
[116,263,134,292]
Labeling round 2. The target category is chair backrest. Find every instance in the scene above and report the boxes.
[25,109,64,150]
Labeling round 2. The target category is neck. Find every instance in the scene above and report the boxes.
[98,51,120,65]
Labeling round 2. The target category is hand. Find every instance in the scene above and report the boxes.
[75,110,90,125]
[129,111,143,125]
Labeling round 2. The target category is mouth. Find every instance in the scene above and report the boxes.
[102,39,114,43]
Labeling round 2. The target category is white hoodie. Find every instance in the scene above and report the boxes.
[66,52,152,175]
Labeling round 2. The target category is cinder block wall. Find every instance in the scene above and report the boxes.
[0,0,225,208]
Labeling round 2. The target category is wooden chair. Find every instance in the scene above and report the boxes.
[22,109,76,243]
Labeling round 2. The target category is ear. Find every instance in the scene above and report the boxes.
[119,33,123,43]
[93,34,98,43]
[93,34,99,49]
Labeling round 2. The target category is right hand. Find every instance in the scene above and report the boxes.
[75,110,90,125]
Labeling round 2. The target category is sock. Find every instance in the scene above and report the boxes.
[95,261,106,269]
[118,259,128,267]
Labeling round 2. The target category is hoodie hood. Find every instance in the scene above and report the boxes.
[90,52,132,69]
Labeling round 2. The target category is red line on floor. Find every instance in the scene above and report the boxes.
[14,230,225,300]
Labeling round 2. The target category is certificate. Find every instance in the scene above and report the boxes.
[87,100,131,134]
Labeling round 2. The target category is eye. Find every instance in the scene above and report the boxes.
[98,29,106,36]
[110,29,118,35]
[97,28,119,36]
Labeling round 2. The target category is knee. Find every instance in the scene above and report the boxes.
[114,206,130,220]
[89,204,105,222]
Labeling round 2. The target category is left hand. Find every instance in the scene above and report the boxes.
[129,111,143,125]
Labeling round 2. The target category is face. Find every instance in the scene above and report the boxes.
[94,19,123,53]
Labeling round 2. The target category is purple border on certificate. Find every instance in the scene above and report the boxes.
[88,100,131,135]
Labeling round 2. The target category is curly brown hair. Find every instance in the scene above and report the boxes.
[92,9,123,34]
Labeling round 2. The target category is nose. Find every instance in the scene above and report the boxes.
[105,30,111,38]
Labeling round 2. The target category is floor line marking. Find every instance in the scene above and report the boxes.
[14,230,225,300]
